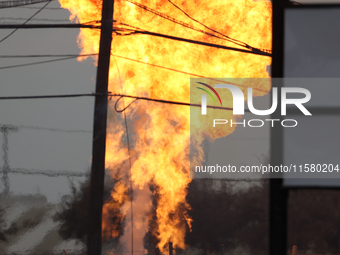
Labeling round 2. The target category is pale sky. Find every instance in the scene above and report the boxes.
[0,0,96,202]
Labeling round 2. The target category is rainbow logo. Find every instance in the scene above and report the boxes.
[196,82,223,106]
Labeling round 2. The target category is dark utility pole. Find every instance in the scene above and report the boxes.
[270,1,288,255]
[87,0,114,254]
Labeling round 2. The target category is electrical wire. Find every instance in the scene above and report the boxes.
[111,54,134,255]
[13,124,91,133]
[0,53,98,58]
[111,94,250,113]
[0,93,108,100]
[1,167,89,177]
[108,53,268,92]
[123,0,232,42]
[0,17,70,22]
[0,23,100,29]
[0,56,80,70]
[134,29,271,57]
[114,96,138,113]
[116,23,271,57]
[107,53,268,92]
[0,52,268,93]
[0,92,248,113]
[0,51,268,92]
[0,0,52,43]
[123,0,271,54]
[0,0,53,9]
[0,21,269,57]
[18,5,61,9]
[0,122,91,134]
[166,0,265,52]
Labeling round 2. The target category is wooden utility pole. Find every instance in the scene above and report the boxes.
[270,1,288,255]
[87,0,114,253]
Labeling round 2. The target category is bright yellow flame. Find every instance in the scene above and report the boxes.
[58,0,272,253]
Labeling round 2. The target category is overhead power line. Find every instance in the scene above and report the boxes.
[0,23,100,29]
[109,53,267,92]
[131,28,271,57]
[124,0,233,42]
[0,56,85,70]
[166,0,258,50]
[0,0,53,9]
[0,22,270,56]
[0,93,108,100]
[0,92,250,112]
[1,168,89,177]
[124,0,271,54]
[0,123,92,133]
[0,52,268,92]
[19,6,61,9]
[116,22,271,56]
[0,53,98,58]
[0,17,69,22]
[112,94,251,113]
[0,0,51,43]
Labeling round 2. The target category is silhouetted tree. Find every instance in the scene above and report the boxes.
[53,179,91,243]
[54,171,128,245]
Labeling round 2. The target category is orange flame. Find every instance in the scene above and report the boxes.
[58,0,272,253]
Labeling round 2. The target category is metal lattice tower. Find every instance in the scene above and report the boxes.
[0,125,18,193]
